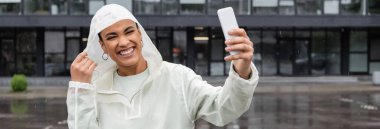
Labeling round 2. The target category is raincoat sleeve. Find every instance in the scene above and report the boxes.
[183,62,259,126]
[66,81,100,129]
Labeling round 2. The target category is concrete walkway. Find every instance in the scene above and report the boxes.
[0,76,371,87]
[1,75,377,99]
[1,78,380,129]
[0,86,68,99]
[1,81,379,100]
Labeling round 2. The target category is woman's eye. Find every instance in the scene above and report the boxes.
[106,36,116,40]
[126,30,134,34]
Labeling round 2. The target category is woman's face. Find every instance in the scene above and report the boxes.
[99,19,144,68]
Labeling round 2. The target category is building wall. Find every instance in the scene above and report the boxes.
[0,0,379,76]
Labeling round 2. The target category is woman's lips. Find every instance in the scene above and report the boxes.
[118,47,135,57]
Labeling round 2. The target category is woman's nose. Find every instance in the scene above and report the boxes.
[118,36,129,46]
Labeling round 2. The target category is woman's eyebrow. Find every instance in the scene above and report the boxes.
[105,32,117,37]
[124,26,134,32]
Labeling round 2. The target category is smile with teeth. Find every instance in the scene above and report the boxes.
[118,47,135,57]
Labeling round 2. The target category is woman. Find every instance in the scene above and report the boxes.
[67,4,259,129]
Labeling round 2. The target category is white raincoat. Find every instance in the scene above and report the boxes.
[66,4,259,129]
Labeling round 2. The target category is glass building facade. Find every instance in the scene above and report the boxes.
[0,0,379,76]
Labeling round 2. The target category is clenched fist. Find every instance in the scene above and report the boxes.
[70,52,97,83]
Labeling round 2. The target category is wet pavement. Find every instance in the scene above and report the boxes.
[196,93,380,129]
[0,98,68,129]
[1,83,380,129]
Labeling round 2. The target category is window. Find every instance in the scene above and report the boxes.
[16,30,38,76]
[23,0,50,15]
[23,0,68,15]
[326,30,341,74]
[350,54,368,72]
[296,0,322,15]
[252,0,278,15]
[80,28,89,50]
[134,0,160,14]
[369,0,380,15]
[146,29,156,46]
[51,0,68,15]
[210,28,225,76]
[0,38,16,76]
[194,27,209,75]
[278,29,293,38]
[367,30,380,74]
[0,29,16,76]
[180,0,205,14]
[45,30,65,76]
[70,0,87,15]
[261,29,277,75]
[89,0,104,15]
[248,30,262,74]
[66,39,79,63]
[17,31,37,53]
[225,0,251,15]
[279,0,295,15]
[162,0,178,15]
[311,30,326,75]
[65,29,81,73]
[370,62,380,73]
[210,39,224,61]
[295,30,310,38]
[324,0,339,14]
[173,30,186,64]
[294,30,311,75]
[45,31,65,53]
[341,0,365,15]
[0,0,20,14]
[207,0,224,15]
[278,29,293,75]
[311,30,341,75]
[156,28,173,62]
[349,31,368,73]
[370,37,380,60]
[350,30,367,52]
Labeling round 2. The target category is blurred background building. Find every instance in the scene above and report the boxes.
[0,0,379,77]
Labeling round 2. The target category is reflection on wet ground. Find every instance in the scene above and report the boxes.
[196,92,380,129]
[1,93,380,129]
[0,98,68,129]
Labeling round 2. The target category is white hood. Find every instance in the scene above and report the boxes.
[84,4,162,82]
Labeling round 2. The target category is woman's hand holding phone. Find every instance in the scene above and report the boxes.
[224,28,254,79]
[218,7,254,79]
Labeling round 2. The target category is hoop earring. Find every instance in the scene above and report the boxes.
[102,52,109,61]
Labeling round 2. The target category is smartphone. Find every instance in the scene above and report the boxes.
[217,7,239,55]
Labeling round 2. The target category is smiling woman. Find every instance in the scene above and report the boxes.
[67,4,258,129]
[98,20,146,76]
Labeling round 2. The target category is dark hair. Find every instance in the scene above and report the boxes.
[98,23,139,42]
